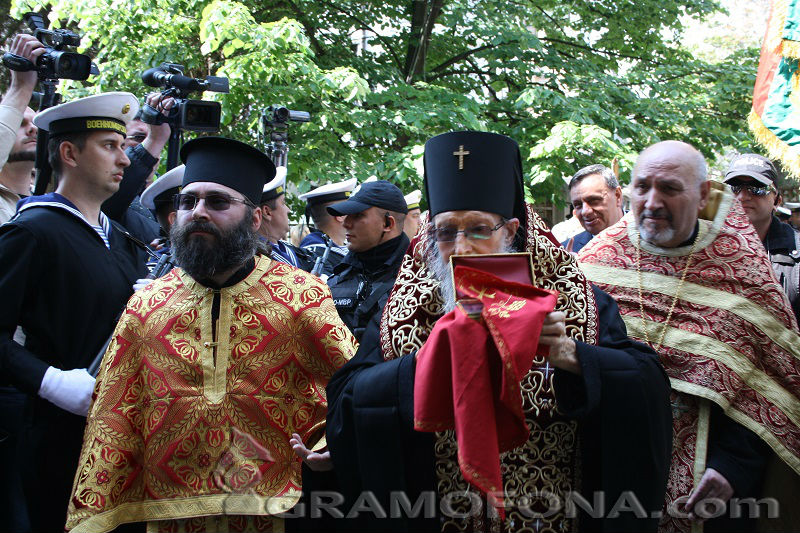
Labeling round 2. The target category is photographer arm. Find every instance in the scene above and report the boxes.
[0,34,45,168]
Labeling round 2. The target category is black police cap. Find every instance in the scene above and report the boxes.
[327,180,408,215]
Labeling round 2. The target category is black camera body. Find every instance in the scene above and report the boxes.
[140,63,229,132]
[261,105,311,143]
[141,98,222,133]
[1,13,93,81]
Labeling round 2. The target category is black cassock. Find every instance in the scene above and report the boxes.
[324,287,673,533]
[0,198,147,532]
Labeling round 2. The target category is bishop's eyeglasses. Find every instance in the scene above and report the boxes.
[429,221,506,242]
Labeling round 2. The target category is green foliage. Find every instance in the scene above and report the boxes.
[9,0,758,212]
[528,121,637,205]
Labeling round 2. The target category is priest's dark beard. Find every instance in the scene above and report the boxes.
[170,210,258,281]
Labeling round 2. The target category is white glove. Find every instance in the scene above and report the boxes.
[133,278,152,291]
[38,367,96,417]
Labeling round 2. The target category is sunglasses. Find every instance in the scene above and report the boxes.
[728,183,776,197]
[174,192,254,211]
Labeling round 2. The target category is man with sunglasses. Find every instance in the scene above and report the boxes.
[326,180,409,342]
[66,136,357,532]
[319,131,672,532]
[724,153,799,322]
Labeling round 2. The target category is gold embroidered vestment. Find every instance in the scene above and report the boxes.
[66,256,357,532]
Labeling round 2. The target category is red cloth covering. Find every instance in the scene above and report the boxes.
[413,265,557,518]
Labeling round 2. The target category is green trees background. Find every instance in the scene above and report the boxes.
[5,0,761,213]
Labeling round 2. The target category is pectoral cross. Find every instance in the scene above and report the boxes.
[534,361,554,381]
[453,145,470,170]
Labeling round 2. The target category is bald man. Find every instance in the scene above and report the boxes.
[579,141,800,532]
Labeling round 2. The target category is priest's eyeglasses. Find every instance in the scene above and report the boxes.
[174,193,255,211]
[728,183,776,197]
[430,221,506,242]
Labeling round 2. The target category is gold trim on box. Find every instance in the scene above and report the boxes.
[448,252,536,299]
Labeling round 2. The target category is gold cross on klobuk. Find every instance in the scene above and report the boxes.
[453,145,470,170]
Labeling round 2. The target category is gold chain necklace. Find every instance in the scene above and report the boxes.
[635,230,697,351]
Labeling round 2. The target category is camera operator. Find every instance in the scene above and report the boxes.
[100,92,172,245]
[0,32,46,533]
[0,34,45,223]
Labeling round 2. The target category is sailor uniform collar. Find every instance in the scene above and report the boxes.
[15,192,113,249]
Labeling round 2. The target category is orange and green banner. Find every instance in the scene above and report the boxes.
[750,0,800,180]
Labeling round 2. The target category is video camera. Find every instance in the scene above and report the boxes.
[140,63,229,132]
[260,105,310,167]
[1,13,94,81]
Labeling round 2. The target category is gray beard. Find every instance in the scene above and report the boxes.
[170,212,258,282]
[425,241,515,314]
[636,209,677,247]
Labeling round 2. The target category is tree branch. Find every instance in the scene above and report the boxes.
[317,0,404,70]
[284,1,327,57]
[430,43,497,73]
[540,36,661,65]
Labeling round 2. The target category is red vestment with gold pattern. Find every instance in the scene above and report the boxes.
[578,192,800,532]
[66,255,357,532]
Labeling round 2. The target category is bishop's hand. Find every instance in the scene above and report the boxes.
[290,433,333,471]
[538,311,581,375]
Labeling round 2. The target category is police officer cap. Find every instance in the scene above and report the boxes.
[423,131,525,223]
[141,164,184,210]
[180,137,275,206]
[785,202,800,212]
[261,167,287,204]
[724,154,780,186]
[299,178,358,206]
[327,180,408,216]
[405,189,422,210]
[33,92,139,137]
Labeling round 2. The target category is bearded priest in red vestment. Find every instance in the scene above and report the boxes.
[579,140,800,533]
[65,137,357,532]
[320,131,674,533]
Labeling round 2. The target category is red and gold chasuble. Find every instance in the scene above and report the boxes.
[578,192,800,533]
[66,255,357,532]
[380,205,599,532]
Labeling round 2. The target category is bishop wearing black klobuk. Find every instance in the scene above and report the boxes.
[325,131,673,532]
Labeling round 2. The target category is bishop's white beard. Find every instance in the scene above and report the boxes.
[425,241,515,314]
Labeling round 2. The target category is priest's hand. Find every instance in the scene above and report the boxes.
[539,311,581,375]
[683,467,734,521]
[290,433,334,471]
[37,367,96,416]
